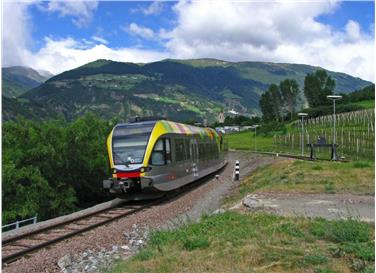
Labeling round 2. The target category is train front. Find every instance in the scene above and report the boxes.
[103,121,157,197]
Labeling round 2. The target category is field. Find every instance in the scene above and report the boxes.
[106,211,374,273]
[226,109,375,160]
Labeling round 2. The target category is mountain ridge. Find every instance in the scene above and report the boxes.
[5,59,372,122]
[2,66,53,98]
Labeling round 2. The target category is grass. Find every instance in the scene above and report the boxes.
[224,159,374,205]
[354,100,375,109]
[226,129,374,161]
[226,131,275,151]
[104,211,374,273]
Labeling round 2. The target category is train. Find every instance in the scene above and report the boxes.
[103,119,227,198]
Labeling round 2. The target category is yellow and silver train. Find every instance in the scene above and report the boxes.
[103,119,226,198]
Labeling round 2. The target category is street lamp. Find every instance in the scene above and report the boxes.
[327,95,342,160]
[251,125,260,151]
[298,113,308,156]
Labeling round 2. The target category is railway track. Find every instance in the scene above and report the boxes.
[2,200,160,265]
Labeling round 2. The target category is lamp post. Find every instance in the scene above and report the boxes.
[327,95,342,160]
[251,125,260,151]
[298,113,308,156]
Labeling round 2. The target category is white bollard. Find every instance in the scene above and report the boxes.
[234,161,240,181]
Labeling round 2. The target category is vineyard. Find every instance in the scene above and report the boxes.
[274,109,375,160]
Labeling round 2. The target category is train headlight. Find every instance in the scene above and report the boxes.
[113,169,117,174]
[140,167,152,173]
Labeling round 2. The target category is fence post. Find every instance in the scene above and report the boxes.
[356,138,359,160]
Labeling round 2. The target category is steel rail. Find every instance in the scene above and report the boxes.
[2,203,127,246]
[2,202,158,265]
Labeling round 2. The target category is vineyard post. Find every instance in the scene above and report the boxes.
[327,95,342,160]
[298,113,308,156]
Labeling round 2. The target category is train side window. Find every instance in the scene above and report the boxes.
[166,138,171,164]
[151,139,165,166]
[185,139,191,160]
[175,139,185,162]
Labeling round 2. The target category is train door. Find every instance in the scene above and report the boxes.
[190,138,199,177]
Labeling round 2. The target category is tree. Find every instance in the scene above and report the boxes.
[259,84,283,122]
[280,79,299,120]
[304,70,335,107]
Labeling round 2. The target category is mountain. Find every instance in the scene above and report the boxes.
[2,66,53,98]
[6,59,372,122]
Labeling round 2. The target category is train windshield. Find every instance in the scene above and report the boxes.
[112,122,155,165]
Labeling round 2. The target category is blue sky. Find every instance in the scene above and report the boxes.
[28,2,177,51]
[2,1,375,81]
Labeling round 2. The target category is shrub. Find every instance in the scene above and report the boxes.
[326,219,370,243]
[303,255,329,265]
[136,249,155,261]
[182,236,210,251]
[353,161,371,168]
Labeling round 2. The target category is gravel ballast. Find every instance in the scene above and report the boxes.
[2,152,274,273]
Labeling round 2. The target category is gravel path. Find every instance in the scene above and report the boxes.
[2,152,274,273]
[235,192,375,222]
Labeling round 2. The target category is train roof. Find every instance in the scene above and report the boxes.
[114,120,218,139]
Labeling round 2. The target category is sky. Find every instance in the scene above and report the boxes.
[2,0,375,82]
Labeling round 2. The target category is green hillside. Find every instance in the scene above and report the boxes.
[2,66,53,98]
[2,96,60,121]
[6,59,372,121]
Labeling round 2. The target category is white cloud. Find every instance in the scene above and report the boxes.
[22,38,168,75]
[163,0,374,81]
[126,23,155,40]
[2,1,32,67]
[2,2,165,74]
[142,1,164,16]
[38,1,98,28]
[91,36,108,45]
[132,1,164,16]
[345,20,361,42]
